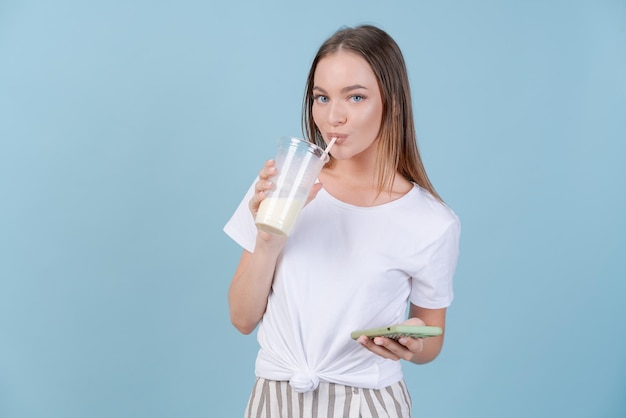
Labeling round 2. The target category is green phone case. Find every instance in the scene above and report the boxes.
[350,325,442,340]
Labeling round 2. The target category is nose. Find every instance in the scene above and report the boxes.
[327,101,346,126]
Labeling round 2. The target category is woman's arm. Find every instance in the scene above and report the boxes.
[227,160,323,334]
[228,238,285,334]
[227,160,286,334]
[356,304,447,364]
[404,305,447,364]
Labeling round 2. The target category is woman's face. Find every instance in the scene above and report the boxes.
[312,51,383,162]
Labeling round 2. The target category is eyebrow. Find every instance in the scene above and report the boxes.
[313,84,368,94]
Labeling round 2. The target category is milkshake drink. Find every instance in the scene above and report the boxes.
[255,197,307,236]
[255,137,329,236]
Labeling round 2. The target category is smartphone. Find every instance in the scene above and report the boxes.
[350,325,442,340]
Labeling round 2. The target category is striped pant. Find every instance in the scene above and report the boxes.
[245,378,412,418]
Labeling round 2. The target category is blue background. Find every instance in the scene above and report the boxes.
[1,1,624,417]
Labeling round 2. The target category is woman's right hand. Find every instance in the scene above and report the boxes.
[249,159,323,244]
[249,159,278,218]
[249,160,290,248]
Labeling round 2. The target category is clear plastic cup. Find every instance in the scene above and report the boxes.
[255,136,329,236]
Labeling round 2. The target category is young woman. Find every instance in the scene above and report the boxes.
[224,24,460,418]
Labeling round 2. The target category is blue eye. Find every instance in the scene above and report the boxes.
[313,95,329,104]
[350,95,364,102]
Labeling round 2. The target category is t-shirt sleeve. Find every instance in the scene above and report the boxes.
[223,179,258,253]
[410,216,461,309]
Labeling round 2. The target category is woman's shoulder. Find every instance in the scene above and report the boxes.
[408,184,460,228]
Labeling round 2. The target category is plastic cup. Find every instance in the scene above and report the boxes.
[255,136,330,236]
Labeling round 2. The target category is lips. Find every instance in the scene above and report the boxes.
[327,133,347,144]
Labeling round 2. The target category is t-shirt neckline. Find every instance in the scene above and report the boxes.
[319,184,419,211]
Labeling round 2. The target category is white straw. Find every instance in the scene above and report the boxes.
[322,137,337,159]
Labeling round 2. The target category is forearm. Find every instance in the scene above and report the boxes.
[228,238,284,334]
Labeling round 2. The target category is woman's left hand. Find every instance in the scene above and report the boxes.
[356,317,426,362]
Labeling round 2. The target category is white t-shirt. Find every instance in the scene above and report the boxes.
[224,181,460,392]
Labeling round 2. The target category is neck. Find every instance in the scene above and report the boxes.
[329,143,380,185]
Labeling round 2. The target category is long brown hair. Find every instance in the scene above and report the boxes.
[302,25,441,201]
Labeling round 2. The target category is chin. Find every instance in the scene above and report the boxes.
[328,148,351,161]
[330,153,349,161]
